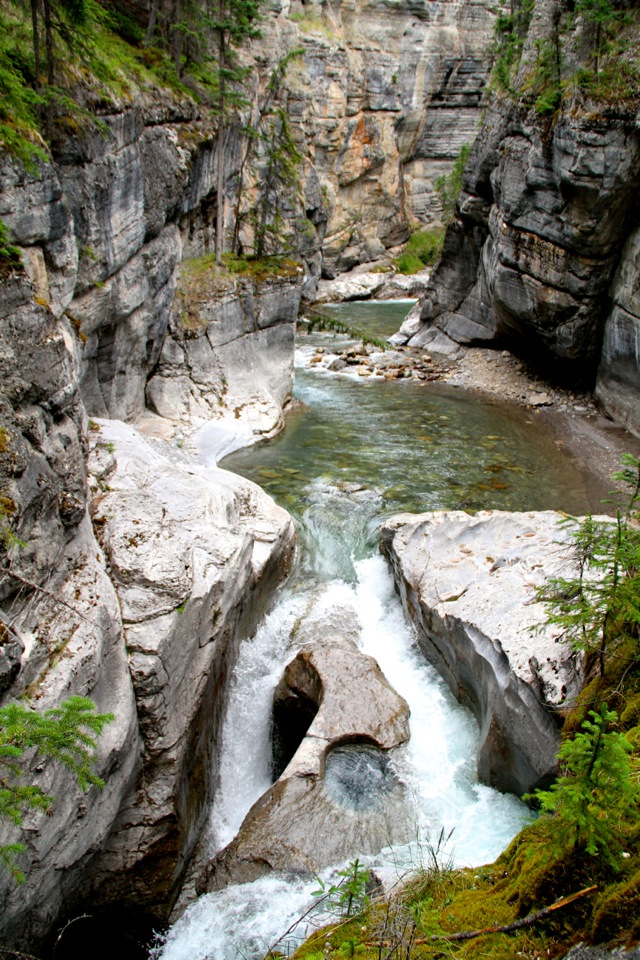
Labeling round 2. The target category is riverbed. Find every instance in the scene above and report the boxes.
[154,301,608,960]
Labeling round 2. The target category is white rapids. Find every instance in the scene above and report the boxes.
[156,528,527,960]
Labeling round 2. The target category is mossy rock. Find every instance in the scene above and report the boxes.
[563,677,607,736]
[592,868,640,941]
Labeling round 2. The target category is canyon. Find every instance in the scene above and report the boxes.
[0,0,639,953]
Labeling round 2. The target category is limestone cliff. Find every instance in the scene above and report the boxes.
[400,0,640,435]
[250,0,498,279]
[0,97,300,947]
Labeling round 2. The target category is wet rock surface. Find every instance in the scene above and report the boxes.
[200,630,410,890]
[381,509,587,795]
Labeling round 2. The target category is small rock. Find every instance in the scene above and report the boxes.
[421,354,432,363]
[327,357,347,372]
[527,392,552,406]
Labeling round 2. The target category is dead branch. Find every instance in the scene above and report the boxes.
[0,567,97,626]
[366,885,598,948]
[417,884,598,944]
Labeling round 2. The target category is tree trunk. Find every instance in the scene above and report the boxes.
[215,28,226,265]
[43,0,54,85]
[171,0,182,74]
[144,0,160,46]
[31,0,41,89]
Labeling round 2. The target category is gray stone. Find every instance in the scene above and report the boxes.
[200,627,410,890]
[405,102,640,376]
[381,510,587,795]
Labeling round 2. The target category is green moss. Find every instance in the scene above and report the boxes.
[592,869,640,941]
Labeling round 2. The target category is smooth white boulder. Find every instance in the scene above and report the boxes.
[381,510,586,795]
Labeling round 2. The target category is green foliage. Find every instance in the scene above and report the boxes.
[0,220,23,276]
[434,145,471,223]
[491,0,639,111]
[529,706,638,864]
[536,454,640,677]
[490,0,535,93]
[574,0,630,76]
[312,858,370,918]
[528,38,563,115]
[395,227,444,274]
[0,696,113,882]
[395,252,425,275]
[249,107,302,257]
[301,310,388,350]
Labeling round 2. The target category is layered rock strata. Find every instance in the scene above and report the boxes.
[596,225,640,437]
[0,145,300,943]
[0,330,295,948]
[236,0,499,279]
[146,263,304,450]
[380,510,585,795]
[394,0,640,435]
[402,104,640,373]
[0,276,140,946]
[201,631,410,891]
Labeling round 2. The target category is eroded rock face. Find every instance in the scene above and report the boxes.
[82,418,295,912]
[0,277,140,947]
[381,510,586,795]
[406,104,640,379]
[596,225,640,436]
[237,0,498,279]
[201,633,410,890]
[146,267,304,448]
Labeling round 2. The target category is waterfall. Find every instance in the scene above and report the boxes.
[156,552,527,960]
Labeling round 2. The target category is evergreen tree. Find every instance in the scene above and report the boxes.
[250,105,302,257]
[208,0,263,264]
[537,454,640,677]
[531,706,638,864]
[575,0,628,76]
[0,696,113,883]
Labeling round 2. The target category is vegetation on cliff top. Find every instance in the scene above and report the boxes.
[491,0,640,115]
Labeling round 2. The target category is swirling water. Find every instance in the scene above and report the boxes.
[155,302,599,960]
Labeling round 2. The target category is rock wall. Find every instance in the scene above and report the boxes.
[146,263,303,450]
[0,95,300,946]
[381,510,585,796]
[402,101,640,369]
[234,0,499,280]
[398,1,640,434]
[0,273,296,947]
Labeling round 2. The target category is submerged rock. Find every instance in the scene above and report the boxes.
[200,631,411,891]
[381,510,586,795]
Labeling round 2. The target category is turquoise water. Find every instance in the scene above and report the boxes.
[154,302,596,960]
[224,302,593,579]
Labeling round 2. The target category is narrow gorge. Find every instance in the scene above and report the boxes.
[1,0,640,956]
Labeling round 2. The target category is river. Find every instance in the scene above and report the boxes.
[155,301,598,960]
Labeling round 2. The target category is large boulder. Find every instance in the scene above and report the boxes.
[381,510,586,795]
[200,625,411,891]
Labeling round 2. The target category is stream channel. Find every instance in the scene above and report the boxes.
[156,301,602,960]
